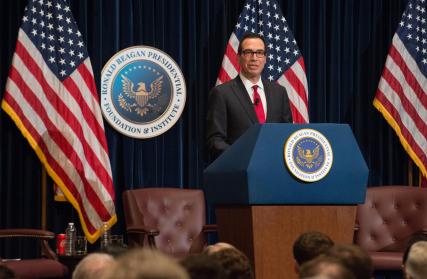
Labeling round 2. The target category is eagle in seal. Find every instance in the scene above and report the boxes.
[121,74,163,107]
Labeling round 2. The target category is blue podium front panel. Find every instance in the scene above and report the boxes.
[204,124,368,205]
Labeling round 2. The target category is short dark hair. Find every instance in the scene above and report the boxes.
[237,33,266,55]
[299,255,356,279]
[181,254,223,279]
[293,231,334,265]
[210,248,253,279]
[326,244,373,279]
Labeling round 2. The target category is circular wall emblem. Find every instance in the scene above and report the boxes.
[100,46,186,138]
[284,129,333,182]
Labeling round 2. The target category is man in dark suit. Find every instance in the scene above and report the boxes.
[206,33,293,160]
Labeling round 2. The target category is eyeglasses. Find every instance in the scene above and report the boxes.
[240,49,266,58]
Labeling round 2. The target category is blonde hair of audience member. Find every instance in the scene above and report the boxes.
[105,248,189,279]
[404,241,427,279]
[72,253,115,279]
[299,255,356,279]
[204,242,237,255]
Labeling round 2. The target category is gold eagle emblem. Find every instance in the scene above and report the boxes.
[296,145,323,169]
[118,75,164,116]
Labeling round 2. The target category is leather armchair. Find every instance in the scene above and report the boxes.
[0,229,68,279]
[122,188,216,258]
[354,185,427,270]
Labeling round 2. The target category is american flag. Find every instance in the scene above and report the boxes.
[216,0,309,123]
[1,0,116,243]
[374,0,427,180]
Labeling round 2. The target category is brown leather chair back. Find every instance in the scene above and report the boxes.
[355,185,427,270]
[123,188,207,258]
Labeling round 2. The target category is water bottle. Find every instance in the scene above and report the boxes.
[100,222,111,250]
[65,222,76,256]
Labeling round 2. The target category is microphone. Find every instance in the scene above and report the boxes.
[254,98,260,106]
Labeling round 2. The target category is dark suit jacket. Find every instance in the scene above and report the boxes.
[206,76,292,160]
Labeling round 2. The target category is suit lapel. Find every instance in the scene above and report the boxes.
[263,80,272,122]
[231,77,258,123]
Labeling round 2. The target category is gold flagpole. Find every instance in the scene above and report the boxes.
[41,167,47,230]
[408,159,413,186]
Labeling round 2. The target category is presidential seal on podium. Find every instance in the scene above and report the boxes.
[284,128,333,182]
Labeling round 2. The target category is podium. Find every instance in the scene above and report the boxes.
[203,124,368,279]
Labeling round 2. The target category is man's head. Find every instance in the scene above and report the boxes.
[293,231,335,268]
[326,244,373,279]
[204,242,237,255]
[72,253,115,279]
[105,248,189,279]
[181,254,223,279]
[210,248,253,279]
[299,255,356,279]
[237,33,267,82]
[404,241,427,279]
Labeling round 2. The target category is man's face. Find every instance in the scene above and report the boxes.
[238,38,266,80]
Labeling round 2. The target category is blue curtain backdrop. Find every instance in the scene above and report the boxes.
[0,0,410,260]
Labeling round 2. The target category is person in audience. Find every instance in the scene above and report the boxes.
[325,244,373,279]
[72,252,115,279]
[0,265,17,279]
[293,231,335,273]
[402,232,427,267]
[204,242,237,255]
[105,248,189,279]
[181,253,224,279]
[299,255,356,279]
[209,247,253,279]
[403,241,427,279]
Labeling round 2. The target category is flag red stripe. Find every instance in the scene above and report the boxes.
[382,67,427,135]
[288,101,306,124]
[65,69,109,152]
[284,65,308,105]
[225,44,239,72]
[375,90,427,165]
[61,75,113,189]
[2,92,98,233]
[389,45,427,109]
[217,69,232,84]
[77,64,100,101]
[15,41,113,197]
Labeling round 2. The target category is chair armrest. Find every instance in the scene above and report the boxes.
[126,226,160,248]
[0,229,55,239]
[0,229,57,260]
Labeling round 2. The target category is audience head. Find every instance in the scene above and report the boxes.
[0,265,17,279]
[299,255,356,279]
[72,252,115,279]
[404,241,427,279]
[105,248,189,279]
[209,248,253,279]
[402,233,427,265]
[293,231,335,267]
[181,254,223,279]
[326,244,373,279]
[204,242,237,255]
